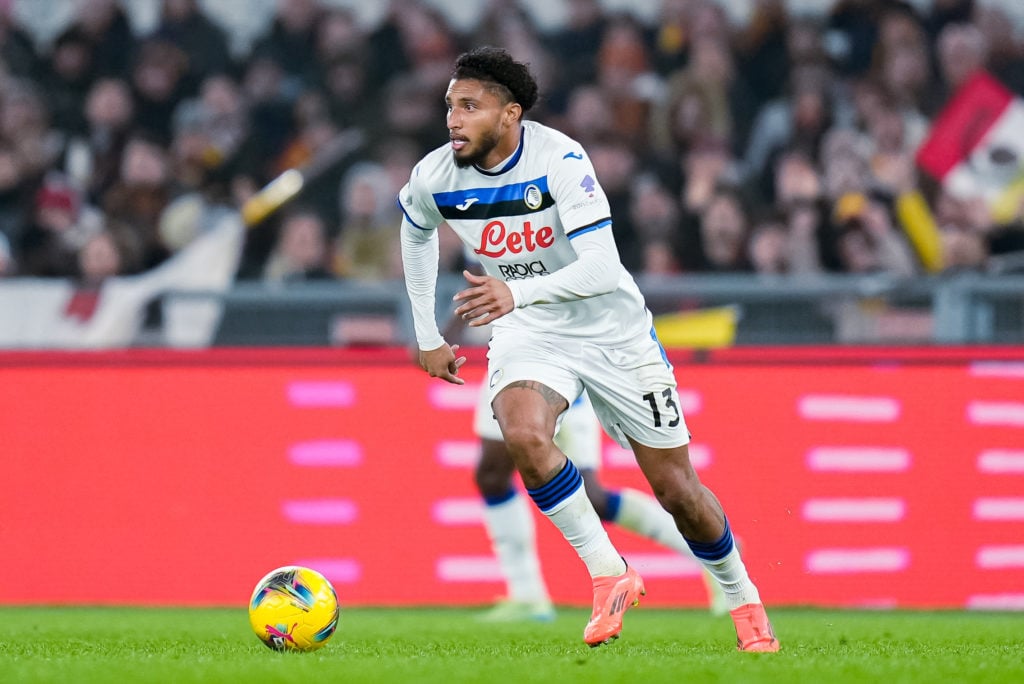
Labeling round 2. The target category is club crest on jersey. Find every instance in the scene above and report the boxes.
[523,184,543,210]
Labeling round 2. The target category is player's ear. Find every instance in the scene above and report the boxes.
[505,102,522,124]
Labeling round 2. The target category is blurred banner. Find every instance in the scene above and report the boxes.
[917,70,1024,221]
[1,347,1022,610]
[0,213,243,349]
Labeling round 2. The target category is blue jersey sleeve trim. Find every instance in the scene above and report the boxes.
[566,218,612,239]
[396,197,430,231]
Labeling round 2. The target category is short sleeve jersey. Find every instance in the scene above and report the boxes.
[398,120,651,344]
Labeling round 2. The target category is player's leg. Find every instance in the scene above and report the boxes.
[582,333,778,652]
[560,393,727,613]
[492,380,643,648]
[472,387,553,621]
[580,469,729,615]
[630,440,777,651]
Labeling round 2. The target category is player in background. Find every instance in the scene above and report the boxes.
[399,47,777,651]
[472,388,728,622]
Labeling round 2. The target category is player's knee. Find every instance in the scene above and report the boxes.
[653,480,705,523]
[500,423,549,460]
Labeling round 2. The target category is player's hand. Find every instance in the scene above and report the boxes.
[453,270,514,327]
[419,342,467,385]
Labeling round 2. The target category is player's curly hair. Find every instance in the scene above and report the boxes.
[452,47,539,112]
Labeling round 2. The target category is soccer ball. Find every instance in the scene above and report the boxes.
[248,565,340,652]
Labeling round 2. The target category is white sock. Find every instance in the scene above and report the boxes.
[698,545,761,611]
[481,492,549,603]
[543,486,626,578]
[613,487,695,556]
[614,488,729,612]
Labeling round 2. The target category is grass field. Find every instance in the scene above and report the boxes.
[1,606,1021,683]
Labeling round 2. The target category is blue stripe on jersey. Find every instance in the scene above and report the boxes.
[396,197,428,230]
[566,218,612,239]
[649,326,671,368]
[433,176,549,211]
[527,459,582,513]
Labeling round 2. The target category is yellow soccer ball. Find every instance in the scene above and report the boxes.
[248,566,339,651]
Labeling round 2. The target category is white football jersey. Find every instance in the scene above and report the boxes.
[398,120,652,345]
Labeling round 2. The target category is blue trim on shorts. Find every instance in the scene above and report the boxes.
[650,326,671,368]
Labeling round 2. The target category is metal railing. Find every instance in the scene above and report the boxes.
[162,273,1024,347]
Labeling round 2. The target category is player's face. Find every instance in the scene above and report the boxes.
[445,78,519,169]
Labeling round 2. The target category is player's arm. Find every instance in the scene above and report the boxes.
[503,147,622,308]
[398,176,466,383]
[505,223,620,307]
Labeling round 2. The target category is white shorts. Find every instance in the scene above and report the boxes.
[485,328,690,449]
[474,386,602,469]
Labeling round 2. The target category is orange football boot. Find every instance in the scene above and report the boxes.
[730,603,780,652]
[583,565,646,647]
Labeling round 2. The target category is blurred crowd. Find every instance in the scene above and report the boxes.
[1,0,1024,288]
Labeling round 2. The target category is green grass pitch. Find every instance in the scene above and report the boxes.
[1,606,1021,683]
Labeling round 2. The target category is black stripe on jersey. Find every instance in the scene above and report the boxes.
[437,193,555,220]
[566,217,612,239]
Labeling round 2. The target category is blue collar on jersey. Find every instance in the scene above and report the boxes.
[474,125,525,176]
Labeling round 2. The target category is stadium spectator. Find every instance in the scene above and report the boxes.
[152,0,233,97]
[682,183,753,272]
[0,143,32,260]
[18,172,102,277]
[542,0,607,113]
[650,31,758,158]
[333,161,402,281]
[973,4,1024,96]
[0,2,40,80]
[39,26,95,135]
[70,0,136,80]
[250,0,323,88]
[129,37,194,145]
[313,10,378,134]
[595,15,657,146]
[169,72,250,192]
[59,77,135,201]
[1,80,63,183]
[933,21,988,104]
[742,61,849,199]
[628,175,685,275]
[261,206,332,283]
[101,131,176,270]
[587,136,643,272]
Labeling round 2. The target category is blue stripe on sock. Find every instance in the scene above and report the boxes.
[526,460,582,513]
[685,518,735,561]
[602,490,622,522]
[483,488,517,507]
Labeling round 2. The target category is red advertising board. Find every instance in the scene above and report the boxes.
[1,347,1021,609]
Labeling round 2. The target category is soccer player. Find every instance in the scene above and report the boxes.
[398,46,778,651]
[473,390,728,622]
